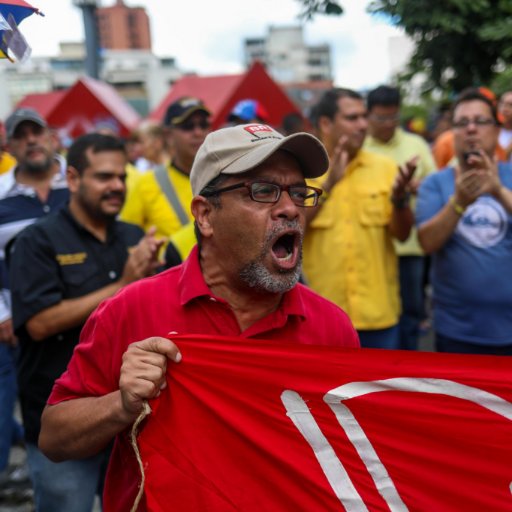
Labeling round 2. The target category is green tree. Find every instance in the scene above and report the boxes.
[368,0,512,93]
[297,0,512,94]
[490,66,512,98]
[295,0,343,20]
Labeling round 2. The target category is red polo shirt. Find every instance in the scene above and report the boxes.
[48,245,359,511]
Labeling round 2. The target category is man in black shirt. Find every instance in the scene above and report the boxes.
[9,133,161,512]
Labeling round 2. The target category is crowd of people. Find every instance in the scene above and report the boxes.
[0,83,511,510]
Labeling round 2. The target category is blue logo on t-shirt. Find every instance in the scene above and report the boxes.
[456,197,508,248]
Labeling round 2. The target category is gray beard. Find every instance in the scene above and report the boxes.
[238,221,303,294]
[239,259,301,294]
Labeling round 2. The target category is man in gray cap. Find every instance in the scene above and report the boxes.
[38,124,359,509]
[0,108,68,493]
[1,107,66,191]
[0,108,68,341]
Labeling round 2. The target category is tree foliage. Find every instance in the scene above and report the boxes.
[490,66,512,98]
[296,0,512,94]
[295,0,343,20]
[368,0,512,93]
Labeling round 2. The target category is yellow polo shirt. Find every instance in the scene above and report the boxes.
[169,222,197,262]
[120,163,194,240]
[303,150,400,330]
[364,128,436,256]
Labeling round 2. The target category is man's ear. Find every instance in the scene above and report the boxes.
[191,196,214,238]
[318,115,333,138]
[66,166,80,193]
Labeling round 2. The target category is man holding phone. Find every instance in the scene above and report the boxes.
[416,88,512,354]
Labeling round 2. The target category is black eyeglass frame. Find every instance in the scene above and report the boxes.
[201,180,323,207]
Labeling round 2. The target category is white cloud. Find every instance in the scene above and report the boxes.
[20,0,404,90]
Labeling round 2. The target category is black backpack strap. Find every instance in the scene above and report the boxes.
[154,165,189,226]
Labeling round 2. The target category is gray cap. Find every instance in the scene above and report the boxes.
[5,108,47,139]
[190,123,329,196]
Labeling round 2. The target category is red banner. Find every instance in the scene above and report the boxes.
[132,335,512,511]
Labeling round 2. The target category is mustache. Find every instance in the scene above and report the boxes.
[101,191,125,201]
[25,145,46,155]
[265,220,304,244]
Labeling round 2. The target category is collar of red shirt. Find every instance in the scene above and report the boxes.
[178,245,307,321]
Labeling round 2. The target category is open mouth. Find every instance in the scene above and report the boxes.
[271,232,299,268]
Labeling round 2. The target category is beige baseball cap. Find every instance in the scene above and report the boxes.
[190,123,329,195]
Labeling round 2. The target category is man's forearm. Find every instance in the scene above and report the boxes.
[39,391,137,462]
[389,205,414,242]
[26,281,124,341]
[418,201,461,253]
[494,186,512,214]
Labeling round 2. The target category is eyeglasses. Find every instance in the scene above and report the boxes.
[202,180,323,207]
[175,120,211,132]
[452,118,496,129]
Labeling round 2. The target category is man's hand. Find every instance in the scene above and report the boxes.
[323,135,349,193]
[453,168,483,208]
[120,226,164,285]
[468,150,501,197]
[391,155,418,202]
[453,150,499,208]
[119,336,181,419]
[0,318,17,346]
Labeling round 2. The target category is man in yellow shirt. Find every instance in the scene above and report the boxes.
[364,85,436,350]
[120,97,211,241]
[303,88,415,348]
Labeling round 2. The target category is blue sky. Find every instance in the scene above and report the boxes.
[21,0,404,90]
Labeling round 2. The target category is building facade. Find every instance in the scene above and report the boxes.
[244,26,332,84]
[97,0,151,51]
[0,42,181,119]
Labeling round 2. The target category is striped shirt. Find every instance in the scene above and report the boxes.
[0,156,69,322]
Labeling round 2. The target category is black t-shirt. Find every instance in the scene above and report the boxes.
[9,205,144,443]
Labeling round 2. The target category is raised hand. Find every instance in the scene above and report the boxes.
[120,226,164,285]
[323,135,349,193]
[392,155,419,201]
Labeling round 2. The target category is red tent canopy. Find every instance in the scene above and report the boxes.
[16,90,66,120]
[150,61,301,129]
[16,77,141,140]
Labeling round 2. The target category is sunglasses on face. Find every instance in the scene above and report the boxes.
[175,120,211,132]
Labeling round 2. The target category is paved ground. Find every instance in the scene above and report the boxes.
[0,446,33,512]
[0,447,101,512]
[0,402,100,512]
